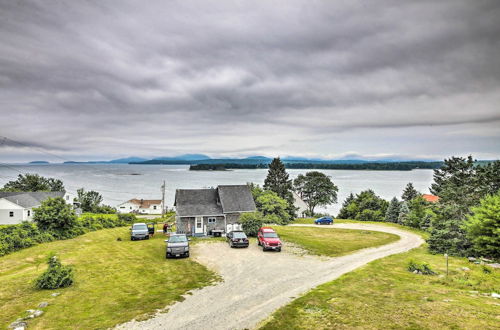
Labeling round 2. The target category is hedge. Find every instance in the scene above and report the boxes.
[0,213,137,257]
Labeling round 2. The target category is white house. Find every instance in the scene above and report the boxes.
[0,191,68,225]
[293,191,309,218]
[117,199,163,215]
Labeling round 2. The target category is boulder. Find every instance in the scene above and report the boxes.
[33,310,44,317]
[467,257,477,262]
[487,263,500,269]
[8,321,27,329]
[492,293,500,299]
[461,267,471,272]
[38,301,49,308]
[51,292,61,297]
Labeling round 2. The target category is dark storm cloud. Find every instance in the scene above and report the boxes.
[0,0,499,161]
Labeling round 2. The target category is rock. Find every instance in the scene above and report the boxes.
[443,299,453,302]
[51,292,60,297]
[461,267,471,271]
[33,310,44,317]
[8,321,27,329]
[26,309,35,314]
[487,263,500,269]
[481,258,493,263]
[467,257,477,262]
[492,293,500,299]
[469,290,479,294]
[38,301,49,308]
[413,270,419,274]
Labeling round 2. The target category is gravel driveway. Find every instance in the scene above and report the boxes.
[117,223,424,330]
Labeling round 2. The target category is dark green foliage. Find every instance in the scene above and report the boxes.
[77,188,105,213]
[240,212,265,236]
[404,196,431,229]
[33,197,77,237]
[0,213,137,257]
[385,197,400,223]
[337,190,388,221]
[264,158,296,218]
[401,182,420,202]
[427,205,471,256]
[293,171,338,215]
[464,192,500,259]
[0,222,55,256]
[407,260,437,275]
[427,156,500,256]
[337,193,355,219]
[0,173,64,192]
[35,256,74,290]
[251,185,292,224]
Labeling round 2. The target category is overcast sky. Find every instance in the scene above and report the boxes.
[1,0,499,162]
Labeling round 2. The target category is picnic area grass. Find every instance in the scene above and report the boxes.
[0,227,218,329]
[259,238,500,329]
[275,226,399,257]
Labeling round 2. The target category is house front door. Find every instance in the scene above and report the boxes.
[195,217,204,235]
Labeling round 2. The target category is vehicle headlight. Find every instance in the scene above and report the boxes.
[185,246,189,251]
[167,247,172,251]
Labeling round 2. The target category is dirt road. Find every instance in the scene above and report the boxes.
[117,223,424,330]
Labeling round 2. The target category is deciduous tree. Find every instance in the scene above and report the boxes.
[293,171,338,215]
[1,173,64,192]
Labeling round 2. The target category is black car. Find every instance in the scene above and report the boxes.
[226,231,249,248]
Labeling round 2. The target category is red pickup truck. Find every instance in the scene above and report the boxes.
[257,227,282,252]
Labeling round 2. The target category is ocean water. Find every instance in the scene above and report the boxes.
[0,164,434,215]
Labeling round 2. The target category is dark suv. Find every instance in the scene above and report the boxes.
[226,231,249,248]
[165,234,190,258]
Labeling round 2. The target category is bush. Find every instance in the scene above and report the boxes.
[407,260,437,275]
[33,197,77,237]
[35,256,74,289]
[0,222,56,256]
[240,212,264,237]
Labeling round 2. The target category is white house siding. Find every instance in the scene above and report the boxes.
[0,199,26,225]
[117,202,140,214]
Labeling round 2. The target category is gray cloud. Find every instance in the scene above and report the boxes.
[1,0,499,162]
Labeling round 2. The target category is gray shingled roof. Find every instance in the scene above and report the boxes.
[0,191,65,208]
[218,185,256,213]
[174,185,256,216]
[174,188,223,217]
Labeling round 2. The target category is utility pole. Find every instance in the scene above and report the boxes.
[161,180,166,217]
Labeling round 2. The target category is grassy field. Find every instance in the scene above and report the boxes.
[260,243,500,329]
[275,226,400,257]
[0,226,217,329]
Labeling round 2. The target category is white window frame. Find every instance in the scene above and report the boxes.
[9,211,14,217]
[208,217,216,224]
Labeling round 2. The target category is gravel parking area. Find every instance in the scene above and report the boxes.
[117,223,424,330]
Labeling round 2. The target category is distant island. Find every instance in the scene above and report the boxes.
[190,161,444,171]
[29,161,50,164]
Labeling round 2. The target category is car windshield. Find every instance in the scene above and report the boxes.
[169,235,188,243]
[263,232,278,238]
[133,224,147,230]
[233,232,247,239]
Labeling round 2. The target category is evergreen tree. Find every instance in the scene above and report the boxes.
[385,197,400,222]
[337,193,355,219]
[398,201,410,224]
[464,191,500,259]
[264,157,295,217]
[401,182,420,202]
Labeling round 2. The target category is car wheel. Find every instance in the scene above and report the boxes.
[277,248,281,252]
[131,237,134,241]
[185,252,190,258]
[146,235,150,240]
[166,252,169,259]
[230,242,233,248]
[262,246,266,251]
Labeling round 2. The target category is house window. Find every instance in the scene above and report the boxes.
[130,206,132,209]
[153,205,157,210]
[66,195,69,200]
[9,211,14,217]
[27,210,31,216]
[196,221,202,228]
[208,217,216,224]
[120,206,125,209]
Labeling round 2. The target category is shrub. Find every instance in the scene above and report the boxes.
[33,197,77,236]
[240,212,264,236]
[35,256,74,290]
[407,260,437,275]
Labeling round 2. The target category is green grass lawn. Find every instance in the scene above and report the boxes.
[275,226,400,257]
[0,227,218,329]
[259,244,500,329]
